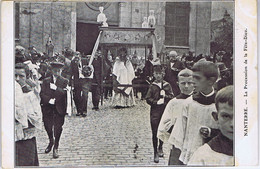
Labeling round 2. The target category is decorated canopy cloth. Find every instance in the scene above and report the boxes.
[112,60,136,107]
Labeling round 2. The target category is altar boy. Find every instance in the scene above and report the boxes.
[188,86,234,166]
[168,61,219,165]
[157,68,194,165]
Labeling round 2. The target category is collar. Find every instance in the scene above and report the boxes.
[200,87,215,97]
[207,133,233,156]
[152,81,168,89]
[192,90,216,105]
[176,93,191,99]
[152,81,162,89]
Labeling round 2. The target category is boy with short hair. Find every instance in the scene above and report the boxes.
[169,61,219,165]
[146,65,174,163]
[157,68,194,165]
[188,86,234,166]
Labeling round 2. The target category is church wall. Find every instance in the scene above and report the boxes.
[17,2,221,57]
[189,2,212,55]
[18,2,76,53]
[77,2,119,25]
[118,2,165,58]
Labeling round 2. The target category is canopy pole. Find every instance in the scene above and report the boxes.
[101,47,104,106]
[151,32,157,60]
[89,31,103,66]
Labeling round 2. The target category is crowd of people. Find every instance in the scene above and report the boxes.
[145,51,233,165]
[14,43,233,166]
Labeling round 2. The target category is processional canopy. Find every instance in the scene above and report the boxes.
[99,27,155,46]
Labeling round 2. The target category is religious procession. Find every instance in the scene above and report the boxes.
[14,1,234,167]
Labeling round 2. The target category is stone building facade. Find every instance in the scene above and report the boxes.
[76,1,212,56]
[16,2,77,53]
[15,2,232,57]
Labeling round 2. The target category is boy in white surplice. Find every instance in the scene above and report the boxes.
[188,86,234,166]
[169,61,219,165]
[157,68,194,165]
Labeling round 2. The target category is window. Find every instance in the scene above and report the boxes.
[165,2,190,46]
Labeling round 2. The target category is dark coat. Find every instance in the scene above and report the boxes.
[70,59,80,86]
[39,71,52,81]
[92,57,102,85]
[143,60,154,79]
[61,63,72,82]
[70,58,90,86]
[146,81,174,120]
[164,61,185,96]
[40,75,69,115]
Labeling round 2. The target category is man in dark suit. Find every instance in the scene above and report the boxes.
[141,54,154,99]
[143,54,154,80]
[91,50,102,110]
[71,55,85,116]
[40,62,69,159]
[164,51,185,97]
[71,52,91,116]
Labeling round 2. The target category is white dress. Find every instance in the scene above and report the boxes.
[169,96,218,164]
[188,144,234,166]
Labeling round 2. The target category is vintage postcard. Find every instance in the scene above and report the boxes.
[1,0,258,168]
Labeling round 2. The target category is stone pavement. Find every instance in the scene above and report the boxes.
[36,94,171,167]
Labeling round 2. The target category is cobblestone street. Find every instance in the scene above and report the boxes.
[36,94,170,167]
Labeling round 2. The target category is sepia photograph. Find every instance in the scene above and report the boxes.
[10,0,240,167]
